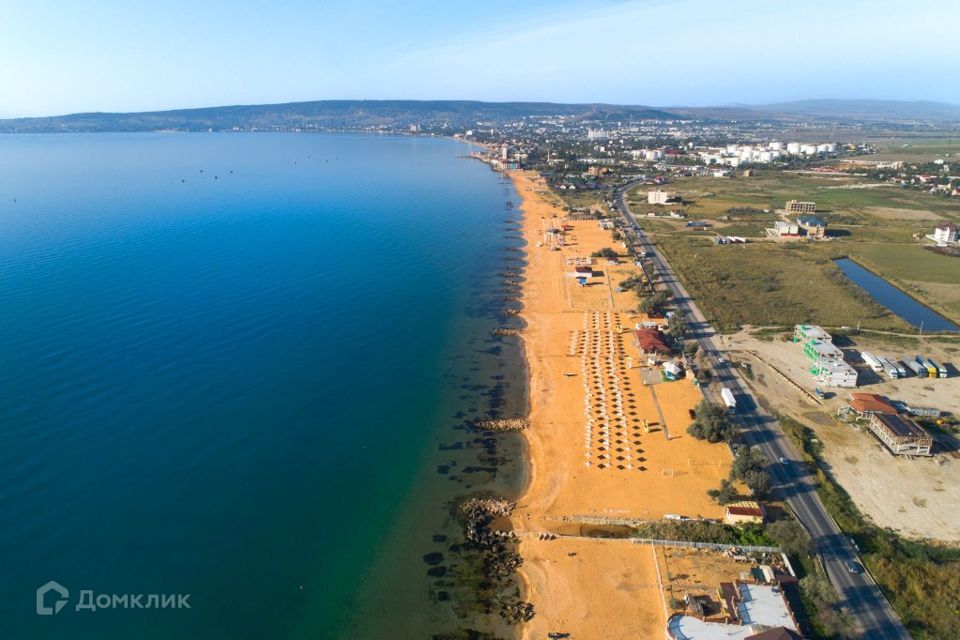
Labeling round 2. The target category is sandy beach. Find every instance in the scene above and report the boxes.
[508,170,735,638]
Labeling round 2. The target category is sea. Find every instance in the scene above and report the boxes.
[0,132,528,639]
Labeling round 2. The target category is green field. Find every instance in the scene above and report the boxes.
[555,187,610,210]
[665,172,960,221]
[629,170,960,328]
[653,236,911,332]
[867,137,960,163]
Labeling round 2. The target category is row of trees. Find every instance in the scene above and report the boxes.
[688,400,771,501]
[638,290,670,316]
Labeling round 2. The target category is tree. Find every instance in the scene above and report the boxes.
[731,447,766,478]
[707,479,739,505]
[639,290,671,316]
[591,247,619,259]
[683,342,699,357]
[666,312,688,338]
[800,574,853,638]
[767,519,812,558]
[619,275,643,293]
[742,469,770,498]
[731,448,771,498]
[687,400,737,443]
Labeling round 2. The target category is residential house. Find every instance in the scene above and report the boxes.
[933,222,958,245]
[797,216,827,239]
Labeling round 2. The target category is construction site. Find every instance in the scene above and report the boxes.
[721,328,960,541]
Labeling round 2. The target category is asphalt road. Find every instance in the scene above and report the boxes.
[614,183,910,639]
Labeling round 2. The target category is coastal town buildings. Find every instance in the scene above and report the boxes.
[697,141,837,166]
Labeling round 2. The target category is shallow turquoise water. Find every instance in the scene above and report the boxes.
[0,133,523,638]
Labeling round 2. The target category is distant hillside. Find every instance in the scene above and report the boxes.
[0,100,680,133]
[745,99,960,123]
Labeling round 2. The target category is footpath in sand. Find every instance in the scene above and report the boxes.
[509,171,734,639]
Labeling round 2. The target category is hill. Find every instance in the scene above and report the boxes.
[0,100,680,133]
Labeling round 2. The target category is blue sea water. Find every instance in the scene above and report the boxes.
[0,133,525,638]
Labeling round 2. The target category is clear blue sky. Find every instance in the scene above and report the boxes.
[1,0,957,118]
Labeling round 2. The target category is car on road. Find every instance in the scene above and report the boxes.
[845,560,862,574]
[779,457,789,465]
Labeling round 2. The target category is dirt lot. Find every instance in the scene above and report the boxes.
[654,546,778,612]
[722,329,960,541]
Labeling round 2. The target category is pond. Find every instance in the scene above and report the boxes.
[835,258,959,332]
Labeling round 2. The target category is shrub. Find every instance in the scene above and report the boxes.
[591,247,619,259]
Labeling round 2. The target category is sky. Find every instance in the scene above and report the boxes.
[1,0,958,118]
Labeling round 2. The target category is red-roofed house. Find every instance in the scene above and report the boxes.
[724,501,766,525]
[633,328,671,355]
[847,393,897,418]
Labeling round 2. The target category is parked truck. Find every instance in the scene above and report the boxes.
[894,360,907,377]
[919,356,938,378]
[721,387,737,411]
[929,359,948,378]
[877,356,900,379]
[861,351,883,373]
[906,358,928,377]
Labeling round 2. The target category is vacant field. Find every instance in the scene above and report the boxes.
[629,168,960,329]
[654,235,909,332]
[866,137,960,163]
[865,206,947,221]
[849,243,960,285]
[556,187,611,211]
[666,172,960,222]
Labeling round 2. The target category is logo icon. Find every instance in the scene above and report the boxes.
[36,580,69,616]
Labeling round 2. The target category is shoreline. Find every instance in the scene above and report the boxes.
[504,168,734,638]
